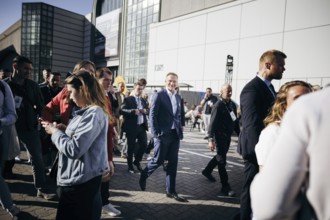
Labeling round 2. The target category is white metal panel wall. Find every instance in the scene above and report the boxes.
[147,0,330,102]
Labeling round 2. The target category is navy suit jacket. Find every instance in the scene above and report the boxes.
[120,96,149,133]
[237,76,275,160]
[150,89,183,140]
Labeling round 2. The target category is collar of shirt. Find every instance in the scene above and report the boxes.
[257,74,272,87]
[166,88,177,96]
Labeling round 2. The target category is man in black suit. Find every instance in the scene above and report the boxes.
[139,72,188,202]
[237,49,287,219]
[120,80,148,173]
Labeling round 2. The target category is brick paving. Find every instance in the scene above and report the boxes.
[1,127,244,219]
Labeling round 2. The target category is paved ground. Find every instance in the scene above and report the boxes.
[1,127,244,220]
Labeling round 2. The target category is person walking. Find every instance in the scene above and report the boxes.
[202,83,240,196]
[95,67,121,217]
[139,72,188,202]
[237,49,287,219]
[255,80,312,171]
[251,88,330,219]
[200,87,218,139]
[121,80,148,173]
[42,70,110,220]
[0,80,20,217]
[6,56,54,200]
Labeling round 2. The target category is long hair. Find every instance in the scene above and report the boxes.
[264,80,312,126]
[65,70,112,121]
[73,60,96,75]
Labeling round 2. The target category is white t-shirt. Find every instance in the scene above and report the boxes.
[255,122,280,166]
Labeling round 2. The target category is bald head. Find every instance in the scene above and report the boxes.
[220,83,232,101]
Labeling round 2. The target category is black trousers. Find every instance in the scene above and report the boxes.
[240,156,258,220]
[126,125,147,169]
[204,137,230,187]
[56,175,102,220]
[100,180,110,206]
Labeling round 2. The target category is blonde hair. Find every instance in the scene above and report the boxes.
[259,50,287,70]
[264,80,312,126]
[65,70,112,122]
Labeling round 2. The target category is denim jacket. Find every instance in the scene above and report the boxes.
[51,106,109,186]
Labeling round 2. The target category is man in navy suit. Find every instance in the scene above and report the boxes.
[139,72,187,202]
[237,50,287,219]
[121,80,148,173]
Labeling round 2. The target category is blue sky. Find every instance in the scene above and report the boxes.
[0,0,94,33]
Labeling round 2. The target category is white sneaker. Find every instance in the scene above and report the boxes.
[102,203,121,217]
[147,156,153,161]
[143,153,149,160]
[15,156,21,162]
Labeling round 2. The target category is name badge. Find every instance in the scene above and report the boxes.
[229,111,236,121]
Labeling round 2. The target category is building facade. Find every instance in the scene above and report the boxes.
[1,0,329,97]
[147,0,330,102]
[0,3,91,82]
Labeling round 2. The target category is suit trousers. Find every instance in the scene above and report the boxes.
[240,156,258,220]
[142,130,180,194]
[56,175,102,220]
[126,125,148,168]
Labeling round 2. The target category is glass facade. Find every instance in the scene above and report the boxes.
[124,0,160,83]
[21,3,53,82]
[96,0,122,16]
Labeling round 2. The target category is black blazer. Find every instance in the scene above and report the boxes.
[237,76,275,159]
[120,96,149,132]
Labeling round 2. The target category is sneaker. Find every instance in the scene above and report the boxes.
[6,204,20,217]
[128,167,135,174]
[221,186,236,197]
[147,156,153,161]
[143,154,149,160]
[15,156,21,162]
[102,203,121,217]
[37,190,55,200]
[121,153,127,159]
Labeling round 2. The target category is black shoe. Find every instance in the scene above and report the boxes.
[139,175,146,191]
[166,192,188,202]
[133,161,143,172]
[202,170,216,182]
[203,136,209,140]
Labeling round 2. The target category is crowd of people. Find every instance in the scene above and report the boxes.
[0,49,328,219]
